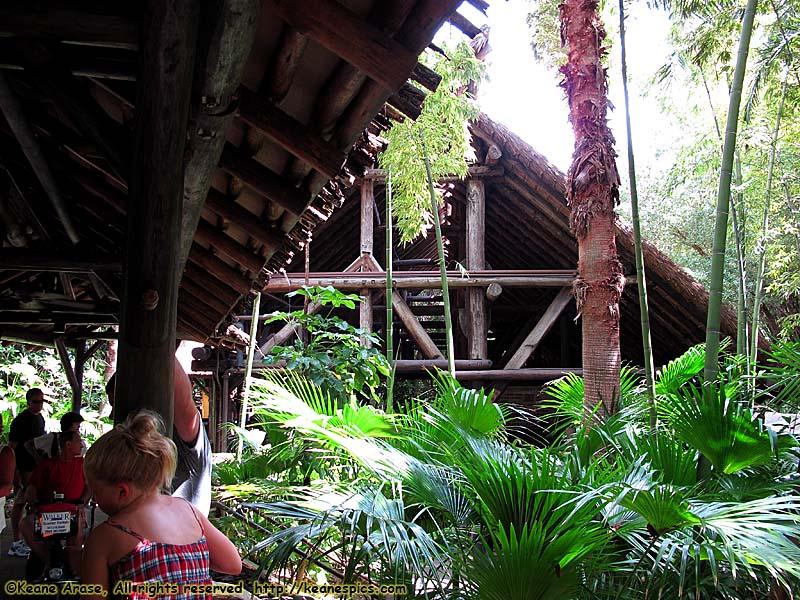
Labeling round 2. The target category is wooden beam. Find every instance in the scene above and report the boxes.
[446,12,481,39]
[238,87,345,179]
[464,0,490,15]
[265,271,579,291]
[410,61,441,92]
[204,188,282,252]
[115,0,200,430]
[0,9,138,49]
[263,27,308,103]
[260,256,362,354]
[265,0,419,92]
[219,143,308,217]
[194,219,265,274]
[388,82,424,120]
[466,178,486,360]
[394,359,491,372]
[0,249,121,272]
[363,165,504,182]
[457,368,583,381]
[391,290,442,359]
[362,254,442,359]
[187,243,252,295]
[178,0,261,278]
[504,287,573,370]
[485,144,502,166]
[0,72,80,243]
[0,312,118,326]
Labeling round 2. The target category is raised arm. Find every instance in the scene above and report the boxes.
[173,357,200,444]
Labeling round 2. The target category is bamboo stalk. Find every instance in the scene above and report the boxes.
[237,292,261,461]
[750,71,788,389]
[385,169,395,413]
[422,137,455,378]
[619,0,656,428]
[704,0,758,386]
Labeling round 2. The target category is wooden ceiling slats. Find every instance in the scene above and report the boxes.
[24,63,131,175]
[187,243,251,295]
[194,219,264,275]
[179,280,234,316]
[0,1,469,345]
[0,249,121,272]
[488,185,575,267]
[182,263,243,308]
[265,0,419,93]
[238,87,346,179]
[219,143,308,217]
[0,9,138,50]
[204,188,282,253]
[177,292,223,326]
[0,40,137,82]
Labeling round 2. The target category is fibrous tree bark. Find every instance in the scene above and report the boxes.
[559,0,625,415]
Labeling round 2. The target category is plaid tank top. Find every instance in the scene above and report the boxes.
[106,501,212,600]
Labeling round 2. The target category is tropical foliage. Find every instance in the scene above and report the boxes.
[216,343,800,599]
[262,286,390,401]
[0,344,111,443]
[378,41,484,245]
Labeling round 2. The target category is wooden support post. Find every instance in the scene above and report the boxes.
[466,178,487,360]
[115,0,199,430]
[360,179,374,346]
[503,287,573,370]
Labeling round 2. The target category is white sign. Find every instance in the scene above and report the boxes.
[40,511,72,536]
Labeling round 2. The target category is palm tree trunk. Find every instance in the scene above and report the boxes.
[619,0,656,428]
[704,0,759,384]
[560,0,624,414]
[750,72,788,374]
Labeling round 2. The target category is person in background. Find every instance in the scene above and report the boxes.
[7,387,46,557]
[0,444,15,536]
[26,411,86,461]
[105,357,211,515]
[20,430,89,576]
[81,411,240,600]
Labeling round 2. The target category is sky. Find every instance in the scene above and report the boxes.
[437,0,677,173]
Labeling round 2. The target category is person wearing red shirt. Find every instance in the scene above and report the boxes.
[20,430,89,576]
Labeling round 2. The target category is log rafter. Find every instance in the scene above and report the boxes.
[265,0,419,93]
[238,87,346,179]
